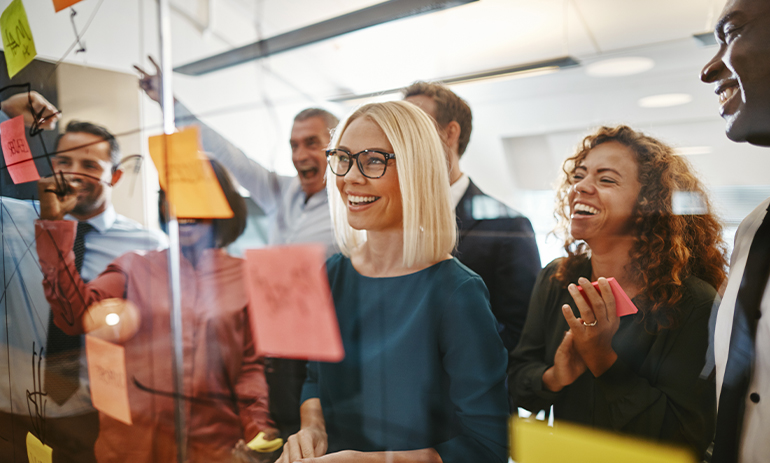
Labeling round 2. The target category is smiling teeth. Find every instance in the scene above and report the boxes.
[719,86,738,104]
[349,195,377,203]
[574,203,598,214]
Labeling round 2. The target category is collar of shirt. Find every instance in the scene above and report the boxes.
[64,205,116,234]
[450,173,470,209]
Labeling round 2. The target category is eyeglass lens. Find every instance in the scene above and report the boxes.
[329,150,389,178]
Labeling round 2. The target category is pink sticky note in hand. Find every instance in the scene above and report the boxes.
[85,335,132,425]
[576,277,638,317]
[243,245,344,362]
[1,115,39,183]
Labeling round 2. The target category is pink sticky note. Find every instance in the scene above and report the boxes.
[576,277,638,317]
[85,335,132,425]
[1,115,39,183]
[243,245,344,362]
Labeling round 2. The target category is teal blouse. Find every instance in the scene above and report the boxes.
[301,254,509,463]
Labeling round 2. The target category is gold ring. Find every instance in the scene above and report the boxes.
[582,320,598,327]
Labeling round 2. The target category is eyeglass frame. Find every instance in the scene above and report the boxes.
[325,148,396,179]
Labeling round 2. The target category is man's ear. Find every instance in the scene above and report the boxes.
[110,169,123,187]
[444,121,461,151]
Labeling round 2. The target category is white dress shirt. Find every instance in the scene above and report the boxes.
[0,198,167,417]
[450,173,470,209]
[715,197,770,463]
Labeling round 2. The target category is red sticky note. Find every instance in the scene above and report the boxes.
[85,335,132,425]
[576,277,638,317]
[0,115,39,183]
[52,0,83,13]
[243,245,344,362]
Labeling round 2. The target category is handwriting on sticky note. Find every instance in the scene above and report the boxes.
[1,0,37,78]
[243,245,344,362]
[85,335,132,425]
[52,0,84,13]
[148,126,233,219]
[576,277,638,317]
[511,417,695,463]
[26,432,52,463]
[1,115,38,183]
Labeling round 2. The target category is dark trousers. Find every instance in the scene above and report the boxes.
[265,358,308,442]
[0,410,99,463]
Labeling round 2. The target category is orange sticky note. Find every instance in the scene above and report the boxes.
[243,245,344,362]
[85,335,132,425]
[52,0,84,13]
[148,126,233,219]
[1,115,39,183]
[576,277,638,317]
[26,432,52,463]
[1,0,37,78]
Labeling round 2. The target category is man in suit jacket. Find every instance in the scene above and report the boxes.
[403,82,541,353]
[700,1,770,461]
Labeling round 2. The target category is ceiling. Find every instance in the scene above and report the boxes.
[26,0,766,208]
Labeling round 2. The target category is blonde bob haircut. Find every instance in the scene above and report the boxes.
[327,101,457,268]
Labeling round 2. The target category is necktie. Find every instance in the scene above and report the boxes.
[44,221,94,405]
[712,205,770,462]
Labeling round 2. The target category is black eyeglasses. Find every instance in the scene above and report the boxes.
[326,149,396,179]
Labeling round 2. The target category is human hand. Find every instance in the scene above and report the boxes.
[1,91,60,130]
[133,56,162,104]
[563,277,620,376]
[543,330,587,392]
[37,173,77,221]
[276,426,328,463]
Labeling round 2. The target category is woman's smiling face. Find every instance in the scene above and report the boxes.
[568,141,642,244]
[336,117,402,233]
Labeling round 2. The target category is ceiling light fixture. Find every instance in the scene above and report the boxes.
[638,93,692,108]
[328,56,580,102]
[674,146,712,156]
[174,0,478,76]
[585,57,654,77]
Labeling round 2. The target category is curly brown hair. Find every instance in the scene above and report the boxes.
[553,125,727,331]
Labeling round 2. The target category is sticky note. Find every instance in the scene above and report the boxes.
[26,432,52,463]
[148,126,233,219]
[1,0,37,78]
[243,245,344,362]
[85,335,132,425]
[511,417,695,463]
[576,277,638,317]
[52,0,84,13]
[1,115,38,183]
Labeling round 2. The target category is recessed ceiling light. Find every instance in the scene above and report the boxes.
[638,93,692,108]
[585,57,654,77]
[674,146,712,156]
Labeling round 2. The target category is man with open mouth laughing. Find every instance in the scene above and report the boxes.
[701,1,770,462]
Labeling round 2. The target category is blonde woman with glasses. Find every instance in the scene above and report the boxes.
[277,101,509,463]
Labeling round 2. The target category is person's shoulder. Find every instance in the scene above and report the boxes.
[541,257,564,276]
[110,214,168,246]
[680,275,719,308]
[464,179,532,223]
[0,196,38,214]
[325,252,346,268]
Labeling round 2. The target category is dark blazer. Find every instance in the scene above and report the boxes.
[454,179,541,352]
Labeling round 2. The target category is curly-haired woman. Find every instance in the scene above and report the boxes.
[508,125,727,457]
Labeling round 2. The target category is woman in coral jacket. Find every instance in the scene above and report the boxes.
[37,159,277,463]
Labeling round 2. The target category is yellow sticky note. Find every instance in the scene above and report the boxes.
[1,0,37,78]
[148,127,234,219]
[26,432,52,463]
[511,417,695,463]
